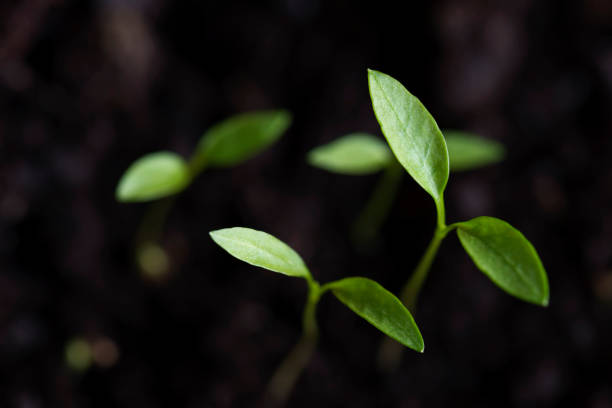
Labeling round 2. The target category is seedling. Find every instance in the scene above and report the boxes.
[209,227,423,406]
[308,130,505,246]
[115,111,292,277]
[364,69,549,367]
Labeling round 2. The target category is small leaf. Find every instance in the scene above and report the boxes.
[444,131,505,171]
[368,69,449,202]
[307,133,392,175]
[196,110,292,167]
[209,227,310,278]
[328,277,424,352]
[456,216,549,306]
[116,151,190,202]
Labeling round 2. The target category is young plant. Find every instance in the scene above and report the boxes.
[209,227,423,406]
[115,110,292,277]
[363,69,549,367]
[308,129,505,246]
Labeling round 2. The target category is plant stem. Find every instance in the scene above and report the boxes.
[377,196,456,370]
[351,160,404,247]
[401,195,452,310]
[133,154,208,274]
[134,196,176,252]
[264,280,321,407]
[399,226,447,311]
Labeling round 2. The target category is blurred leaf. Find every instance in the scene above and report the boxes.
[307,133,392,175]
[116,151,190,202]
[368,69,448,203]
[209,227,310,278]
[456,216,549,306]
[197,110,292,167]
[328,277,424,352]
[444,131,505,171]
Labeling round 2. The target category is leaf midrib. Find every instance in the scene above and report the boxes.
[465,230,538,297]
[218,234,302,275]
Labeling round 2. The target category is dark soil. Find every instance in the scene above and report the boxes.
[1,0,612,407]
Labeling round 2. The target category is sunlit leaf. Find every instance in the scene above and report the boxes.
[116,151,190,202]
[328,277,424,352]
[444,131,505,171]
[209,227,310,278]
[307,133,392,175]
[368,69,448,203]
[196,110,292,167]
[456,216,549,306]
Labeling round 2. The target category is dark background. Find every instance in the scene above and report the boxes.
[1,0,612,406]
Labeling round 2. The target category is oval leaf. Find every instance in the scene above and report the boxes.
[456,216,549,306]
[209,227,310,278]
[116,151,190,202]
[328,277,424,352]
[444,131,505,171]
[307,133,392,175]
[196,110,292,167]
[368,69,449,202]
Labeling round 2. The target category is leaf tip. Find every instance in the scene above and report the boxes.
[208,229,226,245]
[114,179,138,203]
[115,186,127,202]
[367,68,381,81]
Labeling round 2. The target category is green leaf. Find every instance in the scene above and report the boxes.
[456,216,549,306]
[307,133,392,175]
[116,151,190,202]
[368,69,449,202]
[209,227,310,278]
[196,110,292,167]
[327,277,424,352]
[444,131,505,171]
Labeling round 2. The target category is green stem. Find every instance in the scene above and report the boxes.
[134,153,208,274]
[399,226,447,311]
[187,150,208,179]
[378,196,456,370]
[134,196,176,251]
[264,280,321,407]
[351,160,404,247]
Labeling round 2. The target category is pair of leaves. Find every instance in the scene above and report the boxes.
[307,132,504,175]
[210,227,424,352]
[368,69,549,306]
[115,110,291,202]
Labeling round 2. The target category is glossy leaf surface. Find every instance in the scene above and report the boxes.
[444,131,505,171]
[197,110,291,167]
[209,227,310,278]
[328,277,424,352]
[116,151,190,202]
[307,133,392,175]
[368,69,448,202]
[457,216,549,306]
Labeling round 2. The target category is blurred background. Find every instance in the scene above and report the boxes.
[1,0,612,406]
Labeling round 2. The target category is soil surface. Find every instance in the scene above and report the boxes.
[1,0,612,407]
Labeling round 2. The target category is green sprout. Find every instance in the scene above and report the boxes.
[115,111,292,277]
[362,69,549,368]
[308,124,504,247]
[209,227,423,406]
